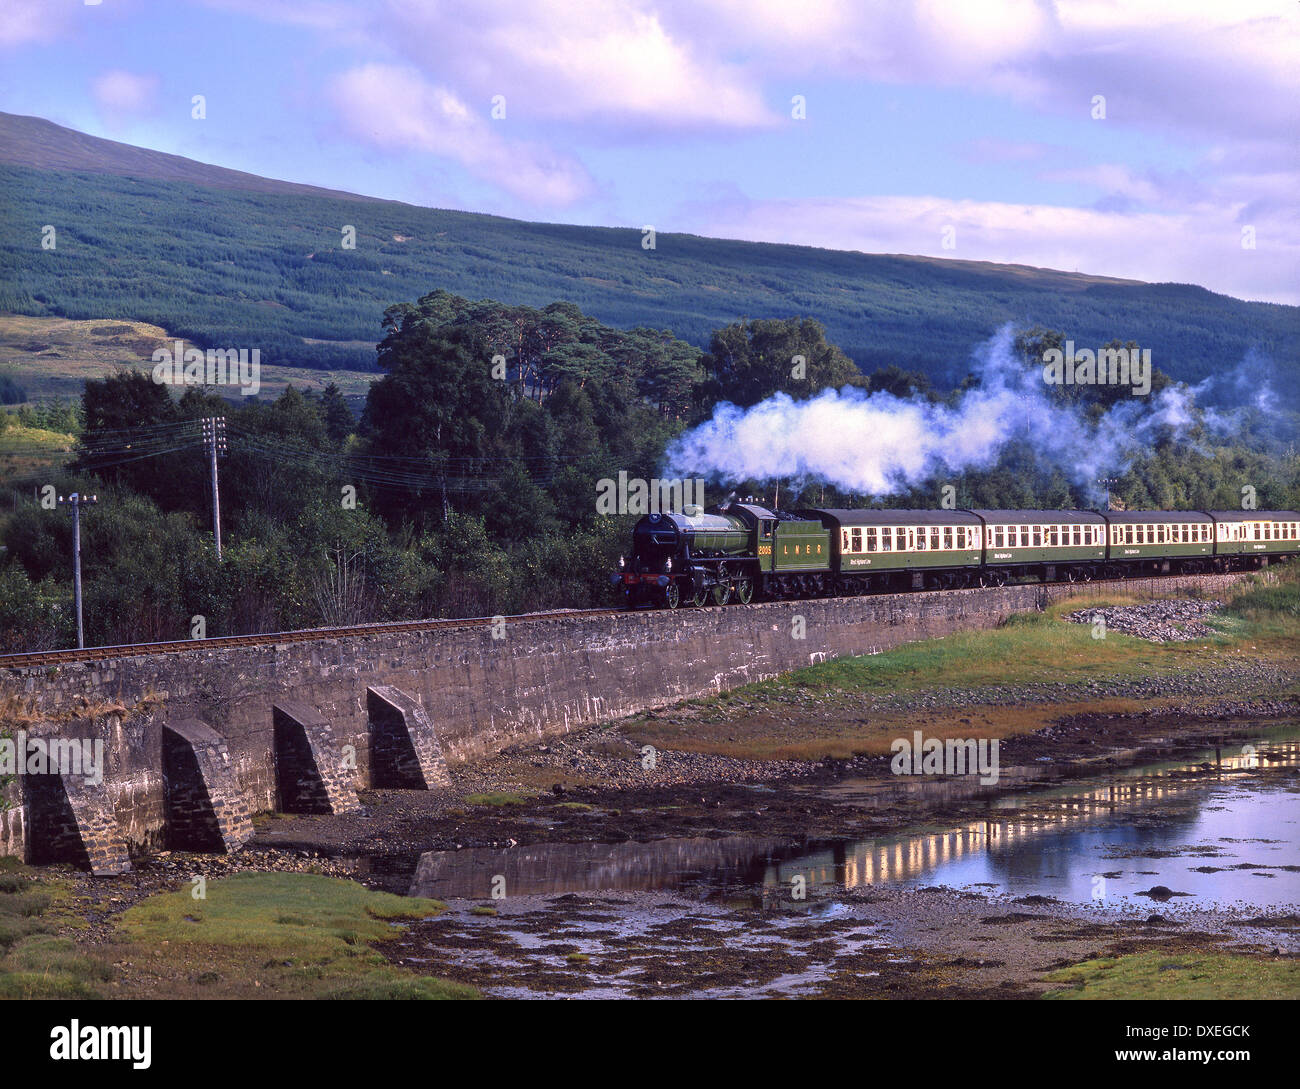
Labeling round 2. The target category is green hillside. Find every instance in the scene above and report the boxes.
[0,114,1295,387]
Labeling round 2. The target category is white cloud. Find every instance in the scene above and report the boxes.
[378,0,774,131]
[330,63,594,206]
[686,192,1299,304]
[0,0,74,48]
[91,69,160,118]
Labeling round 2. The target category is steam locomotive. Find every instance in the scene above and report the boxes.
[613,500,1300,608]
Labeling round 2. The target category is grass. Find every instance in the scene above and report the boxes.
[0,864,111,999]
[1215,565,1300,645]
[463,791,531,807]
[111,872,478,1000]
[1043,951,1300,1000]
[623,565,1300,761]
[0,315,376,411]
[0,418,75,481]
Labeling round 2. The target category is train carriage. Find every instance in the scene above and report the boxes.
[1104,510,1215,574]
[1207,510,1300,566]
[799,508,982,592]
[971,510,1106,583]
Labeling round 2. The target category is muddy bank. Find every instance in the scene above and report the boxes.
[248,701,1299,864]
[373,883,1294,1000]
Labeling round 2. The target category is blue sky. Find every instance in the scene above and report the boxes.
[2,0,1296,302]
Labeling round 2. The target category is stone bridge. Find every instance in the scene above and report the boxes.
[0,573,1249,872]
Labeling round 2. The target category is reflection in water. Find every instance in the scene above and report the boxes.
[407,732,1300,911]
[770,737,1300,908]
[408,835,790,899]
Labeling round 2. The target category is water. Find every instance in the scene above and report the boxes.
[766,730,1300,910]
[406,725,1300,913]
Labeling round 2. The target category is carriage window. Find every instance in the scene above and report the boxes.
[953,527,963,549]
[916,527,926,550]
[1156,525,1165,543]
[1253,524,1262,540]
[865,529,877,551]
[1048,526,1059,547]
[1017,526,1028,547]
[943,527,953,549]
[1031,526,1042,547]
[851,529,862,552]
[930,528,940,550]
[990,526,1000,548]
[881,528,892,551]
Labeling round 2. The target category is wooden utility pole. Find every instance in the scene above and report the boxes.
[58,492,97,649]
[201,417,227,559]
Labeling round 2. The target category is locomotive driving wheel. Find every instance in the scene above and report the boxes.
[734,576,754,604]
[711,562,731,605]
[662,581,681,609]
[689,585,709,607]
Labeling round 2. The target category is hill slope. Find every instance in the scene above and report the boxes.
[0,111,1295,386]
[0,111,370,201]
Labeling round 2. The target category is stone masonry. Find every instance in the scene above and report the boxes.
[271,701,361,815]
[0,572,1257,866]
[162,719,254,853]
[366,685,452,790]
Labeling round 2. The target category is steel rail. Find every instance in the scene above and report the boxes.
[0,608,627,669]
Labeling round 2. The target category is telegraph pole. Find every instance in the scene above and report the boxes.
[58,492,97,649]
[201,416,227,559]
[1097,477,1119,511]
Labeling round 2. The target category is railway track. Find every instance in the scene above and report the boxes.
[0,607,627,669]
[0,565,1255,670]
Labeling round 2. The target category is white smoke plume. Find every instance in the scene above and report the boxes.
[664,325,1279,503]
